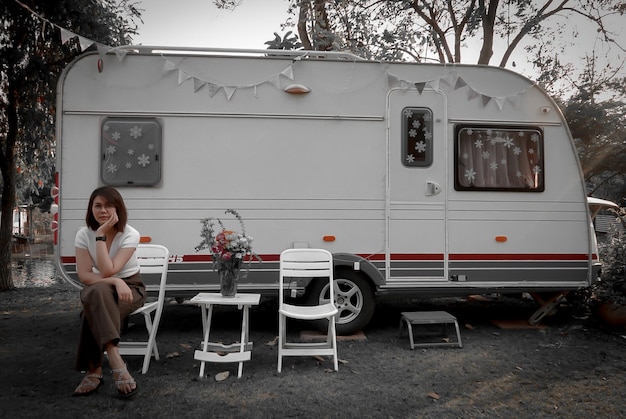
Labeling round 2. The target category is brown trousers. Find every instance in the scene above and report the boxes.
[75,272,146,371]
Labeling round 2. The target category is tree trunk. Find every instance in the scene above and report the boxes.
[0,80,19,291]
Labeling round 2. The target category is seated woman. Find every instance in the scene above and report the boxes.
[72,186,145,399]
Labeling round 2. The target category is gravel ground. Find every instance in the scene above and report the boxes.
[1,278,626,418]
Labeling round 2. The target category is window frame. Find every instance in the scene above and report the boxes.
[100,117,163,187]
[454,124,545,192]
[401,107,434,168]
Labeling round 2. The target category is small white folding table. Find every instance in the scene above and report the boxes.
[190,292,261,378]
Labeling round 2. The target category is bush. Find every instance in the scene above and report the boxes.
[593,207,626,305]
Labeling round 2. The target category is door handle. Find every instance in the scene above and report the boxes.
[426,181,441,196]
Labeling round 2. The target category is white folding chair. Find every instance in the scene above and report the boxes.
[118,244,169,374]
[278,248,338,373]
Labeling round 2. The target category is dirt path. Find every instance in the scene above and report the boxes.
[1,282,625,418]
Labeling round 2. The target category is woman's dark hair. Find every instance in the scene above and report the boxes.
[85,186,128,232]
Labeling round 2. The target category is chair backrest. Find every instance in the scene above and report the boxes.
[279,248,333,304]
[136,244,169,296]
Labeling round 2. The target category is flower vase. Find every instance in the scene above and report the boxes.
[219,268,239,297]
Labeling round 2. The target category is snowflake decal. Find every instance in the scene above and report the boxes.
[503,137,514,148]
[513,146,521,155]
[111,131,121,141]
[409,129,417,138]
[138,154,150,167]
[103,124,110,131]
[403,109,413,118]
[412,120,421,129]
[466,129,473,136]
[528,148,535,155]
[482,151,491,160]
[130,126,143,139]
[533,165,542,174]
[500,158,507,165]
[531,133,539,143]
[516,171,523,178]
[423,130,432,140]
[125,162,133,169]
[464,168,476,183]
[406,154,415,163]
[106,163,118,174]
[490,162,498,171]
[127,148,135,156]
[147,143,155,151]
[415,141,427,153]
[474,139,483,148]
[462,153,469,160]
[106,145,116,155]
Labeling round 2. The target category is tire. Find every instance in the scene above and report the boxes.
[306,269,375,335]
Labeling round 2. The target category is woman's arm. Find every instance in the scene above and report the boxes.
[76,246,136,303]
[75,246,136,285]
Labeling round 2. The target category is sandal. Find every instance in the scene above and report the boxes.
[72,373,104,397]
[111,365,139,399]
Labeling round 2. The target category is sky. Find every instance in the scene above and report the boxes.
[133,0,289,49]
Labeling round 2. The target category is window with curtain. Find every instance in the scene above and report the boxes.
[455,126,544,191]
[100,117,162,186]
[402,107,433,167]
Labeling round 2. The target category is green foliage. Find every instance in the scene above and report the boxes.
[594,208,626,305]
[0,0,142,290]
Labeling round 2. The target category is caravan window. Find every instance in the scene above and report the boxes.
[100,118,162,186]
[455,126,544,192]
[402,107,433,167]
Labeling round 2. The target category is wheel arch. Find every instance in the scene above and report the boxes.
[332,253,384,287]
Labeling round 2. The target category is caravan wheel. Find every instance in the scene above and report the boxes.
[307,269,375,335]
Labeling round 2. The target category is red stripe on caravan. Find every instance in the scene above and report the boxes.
[182,254,278,262]
[449,253,591,261]
[388,253,445,261]
[60,253,594,265]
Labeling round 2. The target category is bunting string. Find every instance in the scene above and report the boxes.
[162,56,296,101]
[15,0,129,62]
[15,0,533,107]
[386,69,535,111]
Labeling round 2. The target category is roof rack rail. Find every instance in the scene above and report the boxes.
[114,45,363,60]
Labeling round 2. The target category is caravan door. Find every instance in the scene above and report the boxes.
[387,89,448,283]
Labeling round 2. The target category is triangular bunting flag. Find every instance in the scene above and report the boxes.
[163,60,177,72]
[441,72,458,88]
[415,82,426,94]
[508,93,522,107]
[494,97,507,111]
[467,88,480,101]
[97,43,111,60]
[207,83,220,97]
[193,78,206,92]
[223,86,237,100]
[280,65,294,80]
[113,48,128,62]
[268,75,281,89]
[178,70,191,85]
[386,72,400,88]
[481,94,492,107]
[60,28,75,44]
[427,78,440,91]
[454,76,467,90]
[78,35,94,51]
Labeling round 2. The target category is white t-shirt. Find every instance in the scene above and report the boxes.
[75,225,140,278]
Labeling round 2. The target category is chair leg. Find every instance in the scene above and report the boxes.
[277,314,284,373]
[330,318,338,371]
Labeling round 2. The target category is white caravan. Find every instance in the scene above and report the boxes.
[54,47,601,334]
